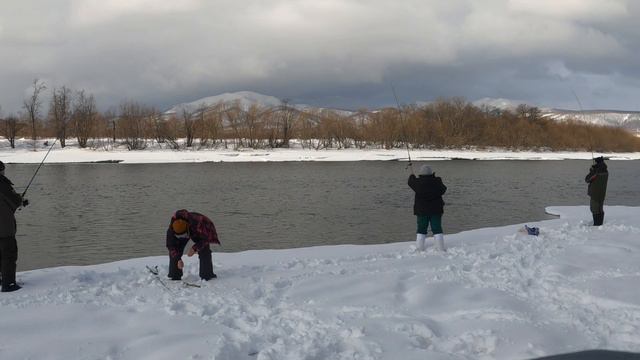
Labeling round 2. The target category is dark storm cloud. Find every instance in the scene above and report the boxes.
[1,0,639,115]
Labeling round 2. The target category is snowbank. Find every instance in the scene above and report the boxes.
[2,206,640,359]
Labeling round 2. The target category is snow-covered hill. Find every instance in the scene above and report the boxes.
[543,109,640,131]
[473,97,640,132]
[472,97,525,112]
[164,91,285,115]
[164,92,640,132]
[164,91,356,118]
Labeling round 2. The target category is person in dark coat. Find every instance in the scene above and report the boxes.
[408,164,447,251]
[166,209,220,281]
[585,156,608,226]
[0,161,29,292]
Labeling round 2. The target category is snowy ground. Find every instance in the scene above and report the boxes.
[2,138,640,163]
[2,206,640,359]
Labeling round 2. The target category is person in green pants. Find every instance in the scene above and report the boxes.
[408,164,447,251]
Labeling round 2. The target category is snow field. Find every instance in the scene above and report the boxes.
[1,206,640,359]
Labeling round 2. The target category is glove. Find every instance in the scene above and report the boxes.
[22,199,29,207]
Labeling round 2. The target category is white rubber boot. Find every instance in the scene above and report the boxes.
[434,233,446,252]
[416,233,426,251]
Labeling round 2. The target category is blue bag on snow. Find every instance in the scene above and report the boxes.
[524,225,540,236]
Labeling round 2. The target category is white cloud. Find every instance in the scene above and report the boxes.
[508,0,628,21]
[70,0,202,26]
[0,0,639,113]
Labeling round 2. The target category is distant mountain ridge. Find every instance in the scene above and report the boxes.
[165,90,357,118]
[165,91,285,115]
[165,92,640,132]
[472,97,640,132]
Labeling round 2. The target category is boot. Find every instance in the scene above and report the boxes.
[434,233,446,252]
[596,212,605,226]
[198,246,216,280]
[592,213,598,226]
[168,257,183,280]
[1,282,21,292]
[416,233,426,251]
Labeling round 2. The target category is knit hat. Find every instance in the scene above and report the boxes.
[172,219,188,234]
[419,165,433,176]
[595,156,604,164]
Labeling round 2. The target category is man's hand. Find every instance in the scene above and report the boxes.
[187,248,196,257]
[177,259,184,270]
[22,199,29,207]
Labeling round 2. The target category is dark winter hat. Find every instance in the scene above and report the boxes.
[595,156,605,164]
[0,160,4,172]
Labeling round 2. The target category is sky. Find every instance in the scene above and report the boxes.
[1,0,639,115]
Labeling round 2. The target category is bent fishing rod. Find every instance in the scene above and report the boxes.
[570,89,595,161]
[21,138,58,198]
[391,84,413,170]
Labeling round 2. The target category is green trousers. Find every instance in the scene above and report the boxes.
[416,215,443,235]
[590,198,604,215]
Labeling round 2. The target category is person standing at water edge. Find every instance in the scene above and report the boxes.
[408,164,447,251]
[585,156,608,226]
[167,209,220,281]
[0,161,29,292]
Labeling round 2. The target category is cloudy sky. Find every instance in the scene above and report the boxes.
[1,0,639,114]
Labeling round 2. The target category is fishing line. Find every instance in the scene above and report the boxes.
[22,138,58,197]
[570,89,595,161]
[391,84,413,169]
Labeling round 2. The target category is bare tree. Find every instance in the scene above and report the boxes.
[202,104,224,148]
[23,79,47,149]
[49,86,73,148]
[150,109,169,145]
[118,101,150,150]
[73,90,97,148]
[1,115,24,149]
[195,103,210,147]
[181,108,196,147]
[271,99,298,148]
[224,101,244,149]
[101,109,118,144]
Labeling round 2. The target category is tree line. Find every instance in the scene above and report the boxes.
[2,80,639,152]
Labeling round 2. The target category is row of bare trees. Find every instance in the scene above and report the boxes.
[2,82,639,152]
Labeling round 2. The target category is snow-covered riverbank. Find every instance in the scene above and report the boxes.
[2,206,639,359]
[2,138,640,163]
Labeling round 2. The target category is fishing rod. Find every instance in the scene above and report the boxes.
[21,138,58,198]
[391,84,413,170]
[570,89,595,161]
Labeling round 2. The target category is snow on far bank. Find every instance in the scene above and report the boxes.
[1,138,640,164]
[2,206,640,360]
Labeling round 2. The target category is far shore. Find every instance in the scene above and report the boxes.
[2,138,640,163]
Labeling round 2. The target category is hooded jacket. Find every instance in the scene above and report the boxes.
[166,209,220,259]
[585,161,608,202]
[408,174,447,216]
[0,174,23,237]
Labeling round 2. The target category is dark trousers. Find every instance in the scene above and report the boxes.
[0,236,18,285]
[590,199,605,226]
[416,215,443,235]
[168,239,215,280]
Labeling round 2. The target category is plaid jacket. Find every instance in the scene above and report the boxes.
[166,209,220,258]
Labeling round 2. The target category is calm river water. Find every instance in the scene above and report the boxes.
[6,160,640,271]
